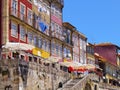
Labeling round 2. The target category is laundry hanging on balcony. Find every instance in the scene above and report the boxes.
[38,21,47,32]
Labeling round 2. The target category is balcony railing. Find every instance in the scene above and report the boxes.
[10,7,33,27]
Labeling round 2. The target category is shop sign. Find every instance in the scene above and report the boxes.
[32,48,50,58]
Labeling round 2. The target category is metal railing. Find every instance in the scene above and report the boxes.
[10,7,33,26]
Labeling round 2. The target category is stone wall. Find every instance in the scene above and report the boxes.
[0,59,71,90]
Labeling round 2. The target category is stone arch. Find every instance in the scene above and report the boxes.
[84,83,92,90]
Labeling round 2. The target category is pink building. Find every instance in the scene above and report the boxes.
[94,43,120,66]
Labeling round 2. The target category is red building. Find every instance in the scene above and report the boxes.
[94,43,120,84]
[94,43,120,66]
[9,0,32,43]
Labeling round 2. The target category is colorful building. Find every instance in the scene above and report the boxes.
[94,43,120,85]
[1,0,64,61]
[86,43,95,64]
[78,31,87,64]
[0,0,88,65]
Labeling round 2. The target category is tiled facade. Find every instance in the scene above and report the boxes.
[94,43,120,85]
[0,0,87,64]
[0,0,120,90]
[95,43,120,66]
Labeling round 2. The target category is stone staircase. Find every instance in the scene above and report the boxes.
[58,73,120,90]
[58,74,90,90]
[63,78,81,89]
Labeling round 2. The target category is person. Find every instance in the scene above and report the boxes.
[58,82,63,88]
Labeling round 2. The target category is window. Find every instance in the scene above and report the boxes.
[47,41,50,52]
[20,3,26,21]
[33,0,38,6]
[20,26,26,41]
[11,0,18,16]
[55,7,58,16]
[38,38,42,48]
[80,38,83,49]
[56,44,59,55]
[51,22,55,36]
[34,36,37,46]
[33,13,38,29]
[21,55,24,59]
[42,40,45,50]
[51,22,55,32]
[29,56,32,62]
[63,48,67,57]
[51,4,55,15]
[27,8,32,25]
[43,40,47,51]
[28,32,33,44]
[60,46,62,57]
[56,24,59,38]
[11,22,18,37]
[33,57,37,63]
[73,34,78,46]
[51,42,55,54]
[58,8,62,19]
[83,41,86,51]
[66,30,71,44]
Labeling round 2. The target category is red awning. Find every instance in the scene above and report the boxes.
[68,66,74,72]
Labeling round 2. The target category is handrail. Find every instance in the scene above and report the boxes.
[71,74,90,90]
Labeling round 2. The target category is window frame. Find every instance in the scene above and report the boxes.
[20,25,26,41]
[27,8,32,25]
[11,21,18,38]
[20,3,26,21]
[11,0,18,16]
[27,32,33,44]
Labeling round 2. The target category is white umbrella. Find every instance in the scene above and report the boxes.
[2,42,35,51]
[47,56,61,63]
[60,61,82,67]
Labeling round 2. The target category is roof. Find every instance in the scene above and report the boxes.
[63,22,76,30]
[95,42,120,49]
[95,42,114,46]
[63,22,87,40]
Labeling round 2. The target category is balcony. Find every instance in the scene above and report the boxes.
[9,7,33,27]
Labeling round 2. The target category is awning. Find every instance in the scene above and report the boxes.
[60,61,81,67]
[47,56,62,63]
[2,42,35,51]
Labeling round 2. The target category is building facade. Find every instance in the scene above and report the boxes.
[95,43,120,85]
[78,32,87,64]
[86,43,95,64]
[1,0,64,60]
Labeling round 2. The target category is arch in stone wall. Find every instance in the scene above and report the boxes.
[84,83,92,90]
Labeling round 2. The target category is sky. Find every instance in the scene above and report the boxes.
[63,0,120,46]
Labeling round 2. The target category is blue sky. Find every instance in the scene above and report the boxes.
[63,0,120,46]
